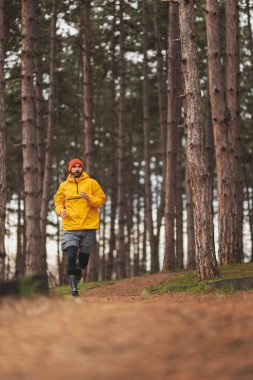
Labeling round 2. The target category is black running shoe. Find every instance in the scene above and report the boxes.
[72,290,79,297]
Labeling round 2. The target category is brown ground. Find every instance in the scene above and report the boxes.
[1,272,253,380]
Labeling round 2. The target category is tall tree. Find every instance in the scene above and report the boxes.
[21,0,42,273]
[116,0,127,279]
[40,0,57,274]
[206,0,239,264]
[163,3,180,271]
[0,0,6,279]
[153,0,167,270]
[81,0,94,176]
[142,0,156,273]
[186,164,195,268]
[178,0,218,279]
[34,0,45,199]
[106,2,117,280]
[225,0,243,261]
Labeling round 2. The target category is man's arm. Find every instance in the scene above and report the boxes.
[80,180,106,208]
[54,184,66,216]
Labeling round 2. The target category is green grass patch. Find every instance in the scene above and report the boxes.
[51,280,114,298]
[147,263,253,294]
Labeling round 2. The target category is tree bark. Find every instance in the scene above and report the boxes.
[40,0,57,275]
[176,127,184,269]
[225,0,243,262]
[163,3,179,271]
[186,164,195,268]
[81,0,94,176]
[153,0,167,256]
[206,0,239,264]
[116,0,127,279]
[106,3,117,280]
[21,0,42,274]
[142,0,157,273]
[0,0,6,279]
[179,0,218,279]
[34,0,45,200]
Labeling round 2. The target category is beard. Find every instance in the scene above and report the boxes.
[72,170,82,178]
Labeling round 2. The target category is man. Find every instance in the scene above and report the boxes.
[54,158,106,296]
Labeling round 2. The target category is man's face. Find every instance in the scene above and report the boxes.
[70,164,83,178]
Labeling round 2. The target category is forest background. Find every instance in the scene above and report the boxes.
[0,0,252,285]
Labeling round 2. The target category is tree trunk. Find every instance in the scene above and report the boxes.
[34,0,45,200]
[245,0,253,261]
[186,164,195,268]
[163,3,180,271]
[106,4,117,280]
[81,0,94,176]
[40,0,57,275]
[142,0,157,273]
[15,186,26,276]
[225,0,243,262]
[116,0,127,279]
[206,0,239,264]
[204,88,215,206]
[153,0,167,253]
[21,0,42,274]
[0,0,6,279]
[179,0,218,279]
[234,2,244,262]
[176,127,184,269]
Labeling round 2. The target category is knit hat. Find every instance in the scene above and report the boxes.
[68,158,84,172]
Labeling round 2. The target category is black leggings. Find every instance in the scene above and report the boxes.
[65,246,90,276]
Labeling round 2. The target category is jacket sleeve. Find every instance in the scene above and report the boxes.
[88,180,106,208]
[54,183,66,216]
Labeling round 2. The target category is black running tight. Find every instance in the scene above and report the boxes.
[65,245,90,276]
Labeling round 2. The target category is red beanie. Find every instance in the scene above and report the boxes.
[68,158,84,172]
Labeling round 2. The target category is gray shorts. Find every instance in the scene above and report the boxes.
[61,230,96,254]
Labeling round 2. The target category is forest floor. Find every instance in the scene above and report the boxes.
[1,272,253,380]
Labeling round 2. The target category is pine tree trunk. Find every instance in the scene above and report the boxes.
[106,5,117,280]
[40,0,57,275]
[0,0,6,279]
[245,0,253,260]
[153,0,167,252]
[116,0,127,279]
[81,0,94,176]
[204,89,215,206]
[179,0,218,279]
[142,0,157,273]
[34,1,45,199]
[15,187,26,276]
[176,128,184,269]
[225,0,243,262]
[234,3,244,262]
[206,0,239,264]
[186,165,195,268]
[163,3,179,271]
[21,0,42,274]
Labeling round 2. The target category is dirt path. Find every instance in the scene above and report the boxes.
[1,273,253,380]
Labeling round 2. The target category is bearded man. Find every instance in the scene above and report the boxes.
[54,158,106,296]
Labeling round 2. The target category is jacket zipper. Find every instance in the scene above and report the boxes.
[74,178,79,194]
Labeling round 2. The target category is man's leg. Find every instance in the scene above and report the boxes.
[79,230,95,274]
[65,245,80,296]
[79,252,90,270]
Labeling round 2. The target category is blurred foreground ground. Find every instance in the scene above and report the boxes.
[0,272,253,380]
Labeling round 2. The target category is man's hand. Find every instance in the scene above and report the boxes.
[80,192,90,201]
[60,209,67,218]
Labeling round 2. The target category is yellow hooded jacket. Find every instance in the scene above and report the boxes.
[54,172,106,230]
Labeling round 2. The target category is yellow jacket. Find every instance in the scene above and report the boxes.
[54,172,106,230]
